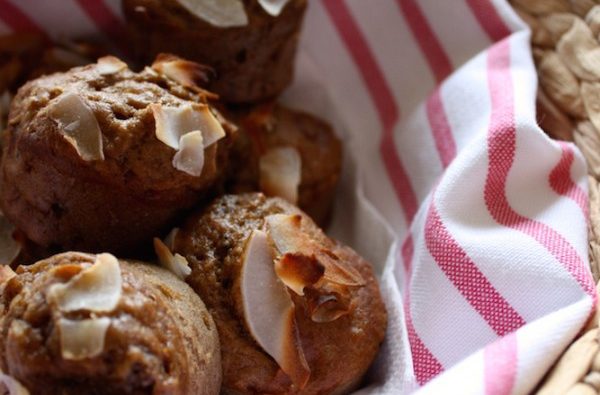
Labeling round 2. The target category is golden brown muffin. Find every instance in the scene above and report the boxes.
[0,34,107,94]
[0,252,221,395]
[227,104,342,226]
[122,0,307,103]
[0,55,234,255]
[169,193,387,394]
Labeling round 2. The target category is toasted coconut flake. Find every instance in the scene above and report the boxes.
[96,56,127,75]
[177,0,248,28]
[275,253,324,296]
[151,104,225,149]
[152,104,225,176]
[153,238,191,280]
[173,131,205,176]
[151,104,188,149]
[259,147,301,204]
[305,288,351,323]
[48,253,122,312]
[48,92,104,161]
[240,230,310,388]
[58,317,111,360]
[265,214,363,322]
[0,266,15,285]
[164,228,180,250]
[152,54,212,89]
[0,370,29,395]
[258,0,291,16]
[266,214,364,289]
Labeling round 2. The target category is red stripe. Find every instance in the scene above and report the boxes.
[323,0,418,221]
[485,40,596,300]
[484,333,518,395]
[405,294,444,385]
[425,201,526,335]
[397,0,457,167]
[401,234,414,273]
[322,1,438,383]
[74,0,128,54]
[466,0,512,42]
[396,0,453,83]
[426,89,457,168]
[549,142,588,218]
[0,0,44,35]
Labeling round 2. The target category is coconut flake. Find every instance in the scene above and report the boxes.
[259,147,301,204]
[240,230,310,388]
[264,214,363,322]
[164,228,180,250]
[266,214,363,289]
[258,0,291,16]
[173,131,205,177]
[96,56,128,75]
[0,370,29,395]
[48,253,122,312]
[153,238,191,280]
[273,253,324,296]
[177,0,248,28]
[0,266,15,286]
[151,104,225,149]
[151,104,225,176]
[151,55,212,89]
[58,317,111,360]
[48,93,104,161]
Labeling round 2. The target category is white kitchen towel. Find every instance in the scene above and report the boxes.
[0,0,595,394]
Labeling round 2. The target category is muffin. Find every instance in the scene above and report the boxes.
[227,104,342,226]
[123,0,307,103]
[0,34,103,94]
[168,193,387,394]
[0,34,45,94]
[0,252,221,394]
[0,55,234,255]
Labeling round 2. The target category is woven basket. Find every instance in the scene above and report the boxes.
[510,0,600,393]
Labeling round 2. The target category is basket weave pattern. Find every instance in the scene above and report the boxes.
[511,0,600,393]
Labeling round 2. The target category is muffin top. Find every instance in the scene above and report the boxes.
[5,55,232,200]
[126,0,303,29]
[0,252,221,395]
[227,104,342,222]
[172,193,387,394]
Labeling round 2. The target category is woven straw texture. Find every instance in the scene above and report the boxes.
[510,0,600,393]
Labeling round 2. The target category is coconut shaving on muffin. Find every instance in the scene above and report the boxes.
[0,54,234,255]
[163,193,387,394]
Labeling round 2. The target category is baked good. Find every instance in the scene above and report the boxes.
[0,252,221,394]
[0,34,45,94]
[0,34,104,95]
[122,0,307,103]
[227,104,342,226]
[0,55,234,255]
[168,193,387,394]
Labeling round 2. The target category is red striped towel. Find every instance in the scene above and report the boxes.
[1,0,595,394]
